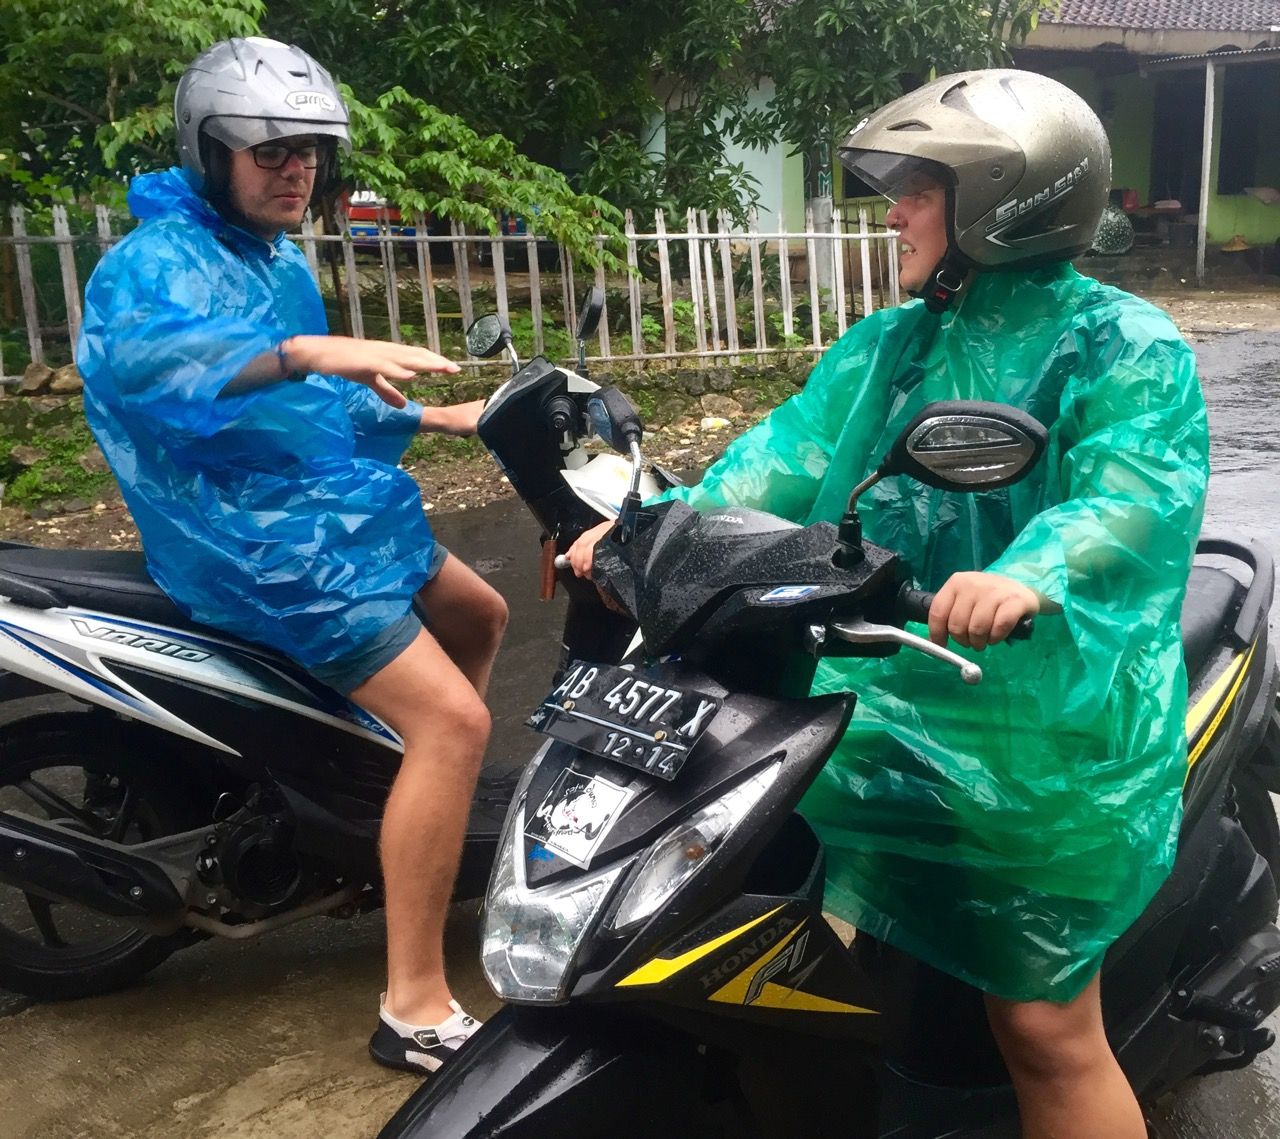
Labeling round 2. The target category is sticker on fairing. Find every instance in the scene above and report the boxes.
[526,770,632,868]
[759,585,820,603]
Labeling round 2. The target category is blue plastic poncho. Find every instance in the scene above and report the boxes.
[77,169,433,667]
[663,264,1209,1001]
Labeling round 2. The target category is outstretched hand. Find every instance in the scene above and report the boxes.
[284,335,459,408]
[926,571,1040,652]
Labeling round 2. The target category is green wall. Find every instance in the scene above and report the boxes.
[1045,62,1280,246]
[1039,66,1153,204]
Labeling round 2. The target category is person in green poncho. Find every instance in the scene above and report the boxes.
[569,69,1208,1137]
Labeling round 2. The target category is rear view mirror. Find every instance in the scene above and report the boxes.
[575,286,605,342]
[465,314,512,359]
[833,400,1046,569]
[880,402,1047,491]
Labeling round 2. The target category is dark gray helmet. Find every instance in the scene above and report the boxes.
[837,70,1111,269]
[175,36,351,181]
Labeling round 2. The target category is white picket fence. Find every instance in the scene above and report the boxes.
[0,202,900,382]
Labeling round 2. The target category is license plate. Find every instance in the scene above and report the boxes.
[526,661,721,780]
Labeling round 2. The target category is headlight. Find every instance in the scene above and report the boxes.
[607,760,782,933]
[481,743,629,1002]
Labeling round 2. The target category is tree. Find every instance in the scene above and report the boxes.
[0,0,622,261]
[737,0,1050,295]
[750,0,1050,198]
[0,0,264,203]
[2,0,1051,234]
[263,0,764,223]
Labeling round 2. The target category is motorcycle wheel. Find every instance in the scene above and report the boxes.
[0,723,200,1000]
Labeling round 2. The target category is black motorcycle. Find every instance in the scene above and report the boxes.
[381,299,1280,1137]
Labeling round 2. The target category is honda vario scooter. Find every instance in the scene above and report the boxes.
[0,500,509,1000]
[381,296,1280,1138]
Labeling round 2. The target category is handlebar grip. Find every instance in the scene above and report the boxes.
[896,586,1034,641]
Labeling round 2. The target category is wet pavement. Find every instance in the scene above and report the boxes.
[0,331,1278,1137]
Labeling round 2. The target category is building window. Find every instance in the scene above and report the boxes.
[1217,65,1267,195]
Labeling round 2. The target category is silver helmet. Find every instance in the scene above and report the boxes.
[837,70,1111,270]
[175,36,351,182]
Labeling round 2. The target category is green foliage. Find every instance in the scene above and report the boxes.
[765,311,807,349]
[401,429,486,469]
[0,403,112,507]
[505,312,573,362]
[341,85,624,266]
[2,0,1052,240]
[0,0,264,201]
[746,0,1051,161]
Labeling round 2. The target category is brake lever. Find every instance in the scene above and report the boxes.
[821,619,983,685]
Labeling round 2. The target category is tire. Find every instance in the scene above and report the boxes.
[0,721,201,999]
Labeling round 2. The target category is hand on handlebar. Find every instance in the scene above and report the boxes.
[565,519,614,580]
[284,335,459,408]
[927,572,1040,652]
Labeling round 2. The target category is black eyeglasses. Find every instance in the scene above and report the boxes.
[250,141,321,170]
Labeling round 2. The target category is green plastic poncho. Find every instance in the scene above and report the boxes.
[663,263,1209,1002]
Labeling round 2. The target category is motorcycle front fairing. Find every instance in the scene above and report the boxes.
[382,675,887,1139]
[377,1003,729,1139]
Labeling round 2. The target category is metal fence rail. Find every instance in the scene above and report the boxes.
[1,202,900,382]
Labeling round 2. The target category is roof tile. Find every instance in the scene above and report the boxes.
[1045,1,1280,31]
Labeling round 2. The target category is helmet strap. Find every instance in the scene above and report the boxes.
[917,249,971,314]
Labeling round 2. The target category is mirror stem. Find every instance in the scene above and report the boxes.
[617,439,644,543]
[834,511,864,569]
[833,467,881,569]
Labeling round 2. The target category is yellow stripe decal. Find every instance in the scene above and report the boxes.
[615,906,784,988]
[748,983,876,1015]
[1185,649,1247,740]
[1187,643,1254,772]
[708,921,875,1014]
[708,919,804,1004]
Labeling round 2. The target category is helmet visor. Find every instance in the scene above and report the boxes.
[837,150,952,203]
[203,114,352,154]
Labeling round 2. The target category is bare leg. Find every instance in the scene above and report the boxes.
[351,632,489,1025]
[985,973,1146,1139]
[351,560,507,1027]
[416,554,509,697]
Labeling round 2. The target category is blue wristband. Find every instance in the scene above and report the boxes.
[276,340,303,381]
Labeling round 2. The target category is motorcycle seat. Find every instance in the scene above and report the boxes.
[0,545,1244,678]
[1180,565,1242,681]
[0,543,199,631]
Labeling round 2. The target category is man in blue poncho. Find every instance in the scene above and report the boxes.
[570,71,1208,1136]
[78,37,499,1075]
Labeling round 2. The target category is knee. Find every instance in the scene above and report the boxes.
[987,998,1107,1084]
[472,584,508,649]
[485,589,509,643]
[446,691,492,755]
[399,688,490,760]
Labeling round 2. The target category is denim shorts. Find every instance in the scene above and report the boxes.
[308,544,449,694]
